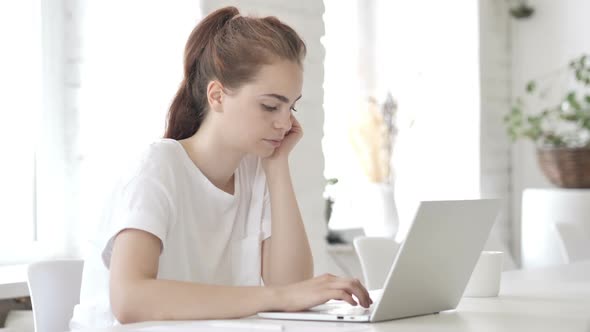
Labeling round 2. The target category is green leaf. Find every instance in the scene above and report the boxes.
[326,178,339,185]
[576,70,583,81]
[526,81,536,93]
[560,113,577,121]
[526,127,541,140]
[567,92,582,110]
[507,128,516,140]
[581,55,588,66]
[585,95,590,104]
[511,105,522,115]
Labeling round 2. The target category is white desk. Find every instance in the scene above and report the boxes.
[0,265,29,300]
[73,261,590,331]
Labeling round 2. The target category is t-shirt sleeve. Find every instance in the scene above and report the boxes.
[101,176,175,268]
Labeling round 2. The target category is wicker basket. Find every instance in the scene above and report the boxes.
[537,147,590,188]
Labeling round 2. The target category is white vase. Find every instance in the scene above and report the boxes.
[360,182,399,238]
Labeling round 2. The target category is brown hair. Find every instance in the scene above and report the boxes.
[164,6,307,140]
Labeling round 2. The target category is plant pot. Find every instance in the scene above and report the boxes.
[536,147,590,188]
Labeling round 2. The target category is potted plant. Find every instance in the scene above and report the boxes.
[347,93,400,237]
[504,54,590,188]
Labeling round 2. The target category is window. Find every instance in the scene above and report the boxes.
[0,1,202,263]
[0,0,43,262]
[76,1,202,251]
[323,0,482,239]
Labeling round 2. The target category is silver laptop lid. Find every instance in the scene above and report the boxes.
[370,199,501,322]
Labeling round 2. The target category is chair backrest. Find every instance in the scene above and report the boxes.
[27,259,84,332]
[553,222,590,263]
[353,237,400,290]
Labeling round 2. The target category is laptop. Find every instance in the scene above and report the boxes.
[258,198,501,323]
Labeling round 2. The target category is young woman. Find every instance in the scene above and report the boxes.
[71,6,371,328]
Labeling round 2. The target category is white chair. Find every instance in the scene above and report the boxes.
[27,260,84,332]
[353,237,400,290]
[522,188,590,268]
[553,222,590,263]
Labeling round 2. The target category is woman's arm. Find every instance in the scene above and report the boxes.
[109,229,276,323]
[259,114,313,285]
[261,161,314,285]
[110,229,371,323]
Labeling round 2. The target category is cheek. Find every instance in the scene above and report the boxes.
[223,101,269,140]
[225,113,261,142]
[235,107,268,132]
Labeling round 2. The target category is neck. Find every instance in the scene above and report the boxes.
[179,126,244,191]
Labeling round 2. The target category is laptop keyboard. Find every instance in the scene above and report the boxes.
[308,289,382,316]
[309,301,372,316]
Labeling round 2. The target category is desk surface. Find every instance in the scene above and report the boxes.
[0,264,29,300]
[74,262,590,332]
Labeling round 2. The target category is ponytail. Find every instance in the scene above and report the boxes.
[164,6,306,140]
[164,7,238,140]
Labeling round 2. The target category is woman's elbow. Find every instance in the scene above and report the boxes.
[110,282,147,324]
[111,290,136,324]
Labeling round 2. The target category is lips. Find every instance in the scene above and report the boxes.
[264,139,282,148]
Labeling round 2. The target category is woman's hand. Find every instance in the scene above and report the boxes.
[272,274,373,312]
[262,114,302,171]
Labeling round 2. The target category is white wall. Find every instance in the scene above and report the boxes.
[510,0,590,264]
[63,0,82,256]
[478,0,514,267]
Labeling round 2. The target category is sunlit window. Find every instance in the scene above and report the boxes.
[323,0,481,238]
[0,1,202,262]
[77,1,202,248]
[0,0,42,259]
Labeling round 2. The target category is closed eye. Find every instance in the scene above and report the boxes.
[262,104,298,112]
[262,104,278,112]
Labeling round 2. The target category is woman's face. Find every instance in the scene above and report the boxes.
[219,59,304,158]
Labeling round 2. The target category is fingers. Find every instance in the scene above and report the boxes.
[316,274,372,308]
[329,280,372,308]
[326,289,357,306]
[290,114,303,131]
[278,274,373,312]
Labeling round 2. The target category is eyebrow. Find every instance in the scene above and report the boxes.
[260,93,302,104]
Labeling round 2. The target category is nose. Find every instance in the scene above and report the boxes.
[273,111,292,132]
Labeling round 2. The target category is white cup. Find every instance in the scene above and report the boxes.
[463,251,503,297]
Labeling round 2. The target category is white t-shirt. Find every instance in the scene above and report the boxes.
[70,139,272,329]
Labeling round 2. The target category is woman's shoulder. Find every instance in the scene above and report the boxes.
[123,139,186,181]
[143,138,185,161]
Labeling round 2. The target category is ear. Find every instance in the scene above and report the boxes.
[206,80,224,112]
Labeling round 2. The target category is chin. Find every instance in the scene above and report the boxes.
[258,149,276,159]
[251,144,276,158]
